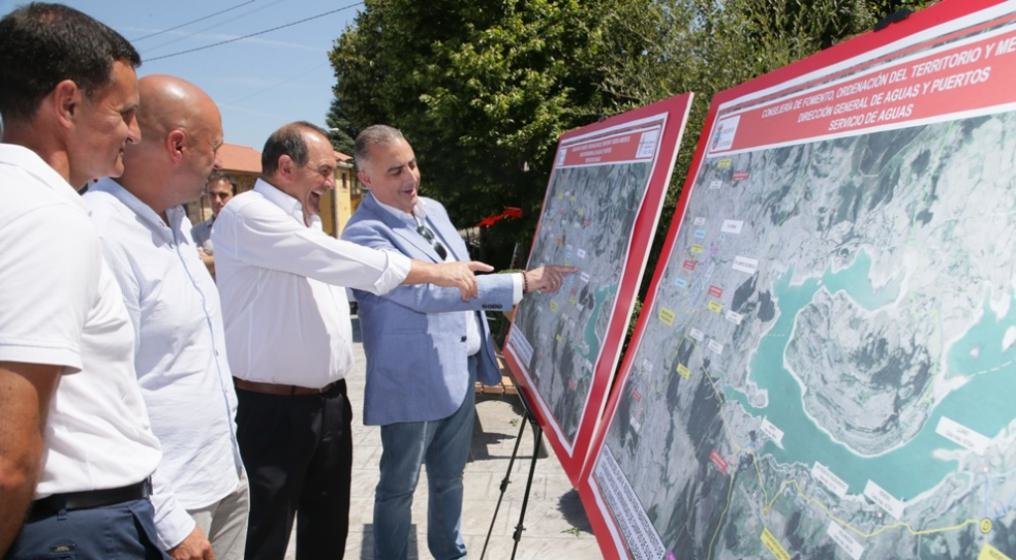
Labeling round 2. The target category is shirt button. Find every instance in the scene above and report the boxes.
[460,336,467,342]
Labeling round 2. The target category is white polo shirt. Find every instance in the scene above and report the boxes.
[0,143,161,498]
[213,179,410,388]
[84,178,243,548]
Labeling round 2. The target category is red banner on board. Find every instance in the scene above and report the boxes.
[710,26,1016,153]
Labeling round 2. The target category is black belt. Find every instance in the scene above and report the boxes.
[235,378,346,397]
[28,478,151,520]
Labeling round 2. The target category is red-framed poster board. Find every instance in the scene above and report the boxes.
[503,93,694,481]
[579,1,1016,558]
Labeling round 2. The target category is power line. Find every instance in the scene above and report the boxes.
[145,2,363,62]
[141,0,287,55]
[131,1,256,42]
[227,60,330,105]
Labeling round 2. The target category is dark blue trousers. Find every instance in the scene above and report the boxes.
[5,498,168,559]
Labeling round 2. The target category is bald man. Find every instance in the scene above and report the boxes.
[83,75,248,560]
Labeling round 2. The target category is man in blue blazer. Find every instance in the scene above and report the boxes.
[343,125,572,560]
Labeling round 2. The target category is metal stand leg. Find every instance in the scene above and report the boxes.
[480,414,529,559]
[510,421,543,560]
[480,390,544,560]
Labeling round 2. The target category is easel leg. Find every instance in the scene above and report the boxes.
[480,413,528,559]
[510,421,543,560]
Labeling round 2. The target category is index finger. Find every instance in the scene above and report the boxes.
[467,260,495,273]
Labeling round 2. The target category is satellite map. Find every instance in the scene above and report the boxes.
[593,109,1016,559]
[509,159,653,447]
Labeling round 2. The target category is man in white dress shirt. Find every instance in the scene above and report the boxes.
[0,4,164,558]
[84,75,248,560]
[213,121,492,559]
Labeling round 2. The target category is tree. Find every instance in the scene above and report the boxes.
[329,0,654,267]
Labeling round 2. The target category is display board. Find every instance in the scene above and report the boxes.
[580,1,1016,558]
[503,94,693,479]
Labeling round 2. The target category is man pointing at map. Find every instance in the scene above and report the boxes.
[342,124,574,560]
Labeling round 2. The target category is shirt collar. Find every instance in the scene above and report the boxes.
[372,194,426,228]
[89,177,187,238]
[254,178,321,229]
[0,143,84,209]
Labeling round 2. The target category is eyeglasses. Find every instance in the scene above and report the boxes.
[416,223,448,260]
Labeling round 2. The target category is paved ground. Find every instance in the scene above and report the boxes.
[284,319,602,559]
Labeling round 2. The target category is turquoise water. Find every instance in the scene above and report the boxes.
[582,285,615,365]
[724,251,1016,500]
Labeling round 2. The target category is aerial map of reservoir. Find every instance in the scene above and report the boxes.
[509,154,652,447]
[592,107,1016,558]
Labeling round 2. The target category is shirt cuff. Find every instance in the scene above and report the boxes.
[151,494,196,550]
[371,251,412,295]
[511,273,524,304]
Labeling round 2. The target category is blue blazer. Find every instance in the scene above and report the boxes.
[342,194,514,426]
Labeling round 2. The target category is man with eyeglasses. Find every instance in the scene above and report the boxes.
[211,121,494,559]
[343,124,573,560]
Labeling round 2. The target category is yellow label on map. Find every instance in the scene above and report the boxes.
[577,208,586,217]
[658,307,676,326]
[549,301,559,312]
[690,244,704,254]
[569,296,578,306]
[708,300,724,314]
[980,543,1012,560]
[676,364,691,379]
[716,158,733,169]
[555,334,562,342]
[760,528,791,560]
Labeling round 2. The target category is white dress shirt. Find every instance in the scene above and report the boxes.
[0,144,161,498]
[213,179,411,388]
[372,198,524,356]
[83,178,244,549]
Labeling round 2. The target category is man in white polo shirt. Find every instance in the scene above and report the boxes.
[84,75,248,560]
[0,4,163,559]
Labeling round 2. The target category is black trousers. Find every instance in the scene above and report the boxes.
[236,381,352,560]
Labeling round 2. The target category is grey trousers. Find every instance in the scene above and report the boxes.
[189,472,250,560]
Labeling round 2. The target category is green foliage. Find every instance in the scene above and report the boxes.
[329,0,647,267]
[328,0,934,271]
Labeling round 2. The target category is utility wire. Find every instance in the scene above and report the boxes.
[131,0,256,42]
[141,0,287,55]
[145,2,363,62]
[227,60,330,105]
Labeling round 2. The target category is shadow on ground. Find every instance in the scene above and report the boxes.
[558,489,593,535]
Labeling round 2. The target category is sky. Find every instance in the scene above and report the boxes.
[0,0,361,149]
